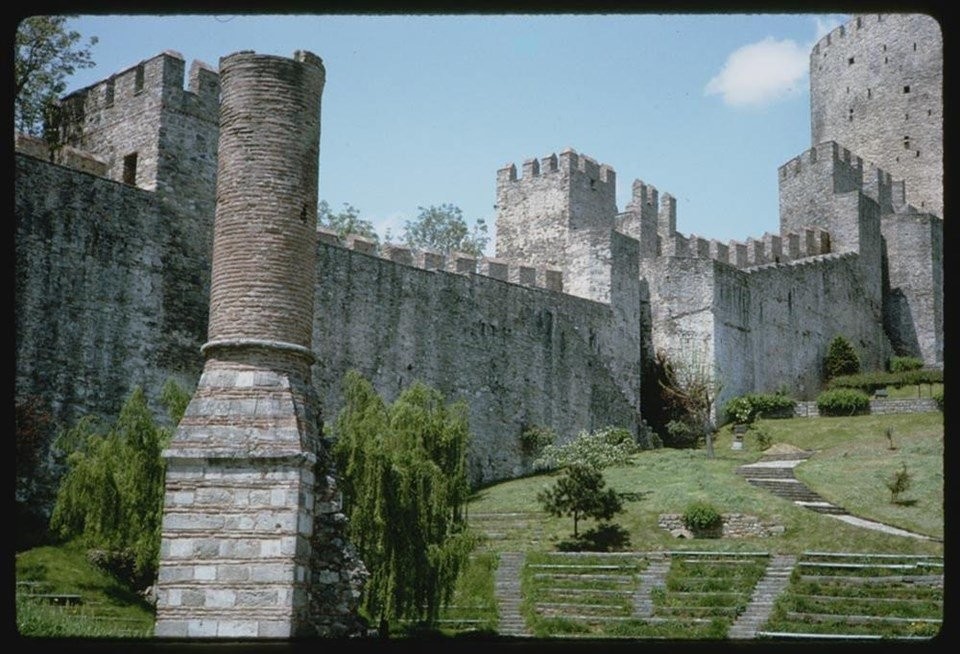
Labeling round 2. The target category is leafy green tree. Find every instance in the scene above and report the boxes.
[401,204,489,257]
[49,382,189,588]
[318,200,380,243]
[332,370,475,635]
[15,15,98,136]
[537,464,623,538]
[824,335,861,379]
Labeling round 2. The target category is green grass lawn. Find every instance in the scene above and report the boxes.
[16,411,944,639]
[468,412,944,556]
[15,540,155,638]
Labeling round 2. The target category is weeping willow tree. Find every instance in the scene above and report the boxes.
[49,381,189,588]
[332,370,476,635]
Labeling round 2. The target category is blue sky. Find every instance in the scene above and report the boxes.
[59,13,847,253]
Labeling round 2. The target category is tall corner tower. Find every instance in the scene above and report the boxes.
[154,50,365,639]
[810,13,942,217]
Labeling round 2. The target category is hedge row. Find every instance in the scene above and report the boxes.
[828,368,942,393]
[816,388,871,416]
[722,393,797,424]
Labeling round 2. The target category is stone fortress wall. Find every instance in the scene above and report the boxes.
[14,14,942,490]
[810,13,942,217]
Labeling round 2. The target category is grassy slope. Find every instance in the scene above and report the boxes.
[15,541,155,638]
[468,412,944,555]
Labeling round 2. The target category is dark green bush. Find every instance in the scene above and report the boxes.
[664,420,700,449]
[829,368,942,392]
[816,388,871,416]
[933,390,943,412]
[681,501,723,533]
[889,356,924,373]
[722,393,796,424]
[824,335,860,379]
[519,425,556,456]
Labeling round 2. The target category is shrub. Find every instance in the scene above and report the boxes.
[933,389,943,412]
[533,426,638,471]
[883,463,912,504]
[829,369,942,392]
[520,425,556,456]
[663,419,700,449]
[722,393,796,424]
[681,501,723,533]
[816,388,871,416]
[890,356,924,373]
[824,335,860,379]
[751,421,772,450]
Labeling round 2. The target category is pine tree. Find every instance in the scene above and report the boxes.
[537,464,623,538]
[825,335,861,379]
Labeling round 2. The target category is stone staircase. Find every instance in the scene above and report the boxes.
[736,452,848,515]
[632,552,670,617]
[727,554,797,639]
[494,552,530,637]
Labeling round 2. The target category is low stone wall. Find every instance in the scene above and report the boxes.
[794,398,939,418]
[658,514,785,539]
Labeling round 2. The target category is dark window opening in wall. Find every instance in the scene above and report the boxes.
[905,113,909,121]
[134,64,145,93]
[928,109,933,116]
[846,86,849,93]
[916,151,920,158]
[903,136,910,149]
[867,88,872,99]
[903,85,910,93]
[104,79,115,107]
[885,56,889,64]
[856,17,862,28]
[123,152,138,185]
[913,42,917,51]
[848,56,855,65]
[848,108,854,121]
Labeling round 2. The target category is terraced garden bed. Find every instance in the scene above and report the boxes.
[759,551,943,640]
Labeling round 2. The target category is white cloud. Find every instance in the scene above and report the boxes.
[705,37,809,107]
[706,14,848,109]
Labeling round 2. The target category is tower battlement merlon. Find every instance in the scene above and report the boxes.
[59,51,220,123]
[499,148,615,187]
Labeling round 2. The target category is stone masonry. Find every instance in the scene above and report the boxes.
[153,50,365,639]
[14,14,942,502]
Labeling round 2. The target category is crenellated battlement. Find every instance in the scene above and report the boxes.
[497,147,615,188]
[60,51,220,125]
[811,14,895,57]
[61,50,220,120]
[778,141,919,226]
[317,228,566,294]
[661,226,832,269]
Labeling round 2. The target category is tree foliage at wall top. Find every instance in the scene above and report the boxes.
[331,370,476,635]
[15,16,98,136]
[317,200,380,244]
[401,204,489,257]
